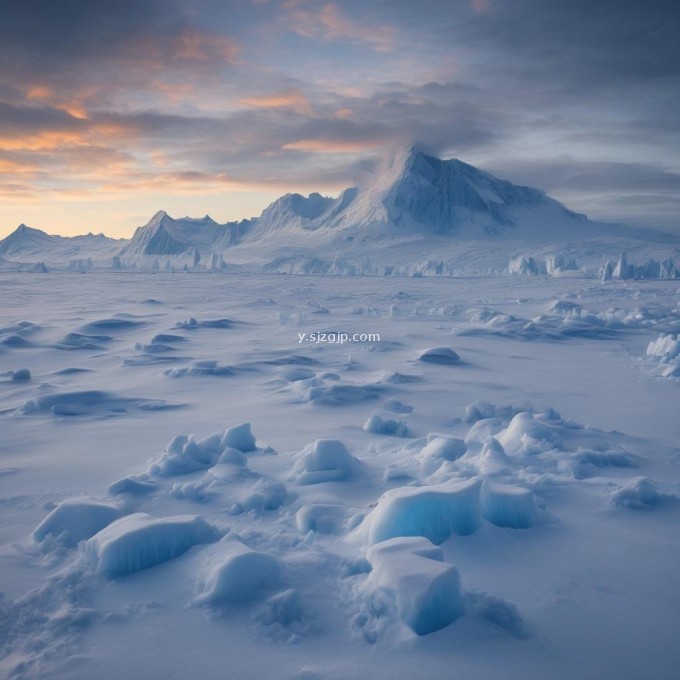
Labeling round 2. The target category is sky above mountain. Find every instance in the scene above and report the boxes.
[1,0,679,237]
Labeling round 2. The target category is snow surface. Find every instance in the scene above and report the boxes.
[1,271,679,680]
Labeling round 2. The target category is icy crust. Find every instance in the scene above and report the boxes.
[85,513,221,578]
[196,538,282,605]
[33,498,121,547]
[366,537,464,635]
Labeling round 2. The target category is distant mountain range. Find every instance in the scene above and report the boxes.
[1,147,678,276]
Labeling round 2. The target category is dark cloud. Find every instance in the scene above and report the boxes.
[0,0,679,233]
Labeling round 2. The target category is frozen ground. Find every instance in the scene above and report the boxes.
[0,271,679,680]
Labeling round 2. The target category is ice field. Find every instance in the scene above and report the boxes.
[1,271,679,680]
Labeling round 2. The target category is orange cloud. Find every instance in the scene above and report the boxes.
[282,138,384,153]
[237,88,314,116]
[0,130,87,152]
[285,2,395,52]
[171,29,241,62]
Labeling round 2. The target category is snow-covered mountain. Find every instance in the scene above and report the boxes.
[0,224,123,269]
[1,147,678,274]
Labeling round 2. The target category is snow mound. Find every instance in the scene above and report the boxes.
[362,478,481,545]
[197,539,281,604]
[366,537,464,635]
[495,412,562,455]
[107,477,158,496]
[231,480,289,514]
[33,498,121,547]
[363,414,408,437]
[78,318,144,333]
[296,504,345,534]
[52,332,112,350]
[417,347,461,365]
[421,436,467,462]
[418,436,468,476]
[11,368,31,381]
[292,439,363,485]
[481,482,539,528]
[384,398,413,414]
[17,390,173,417]
[610,478,677,510]
[290,376,382,405]
[85,513,220,578]
[175,317,235,330]
[163,361,236,378]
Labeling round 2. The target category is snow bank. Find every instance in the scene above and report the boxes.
[363,414,408,437]
[85,513,220,578]
[480,482,538,528]
[609,478,677,510]
[366,537,464,635]
[363,478,481,545]
[197,539,281,604]
[33,498,121,547]
[292,439,363,485]
[417,347,461,365]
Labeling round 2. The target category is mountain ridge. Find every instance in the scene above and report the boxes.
[1,148,677,274]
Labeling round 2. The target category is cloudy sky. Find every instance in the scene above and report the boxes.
[1,0,679,237]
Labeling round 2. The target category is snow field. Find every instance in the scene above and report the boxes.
[1,273,679,680]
